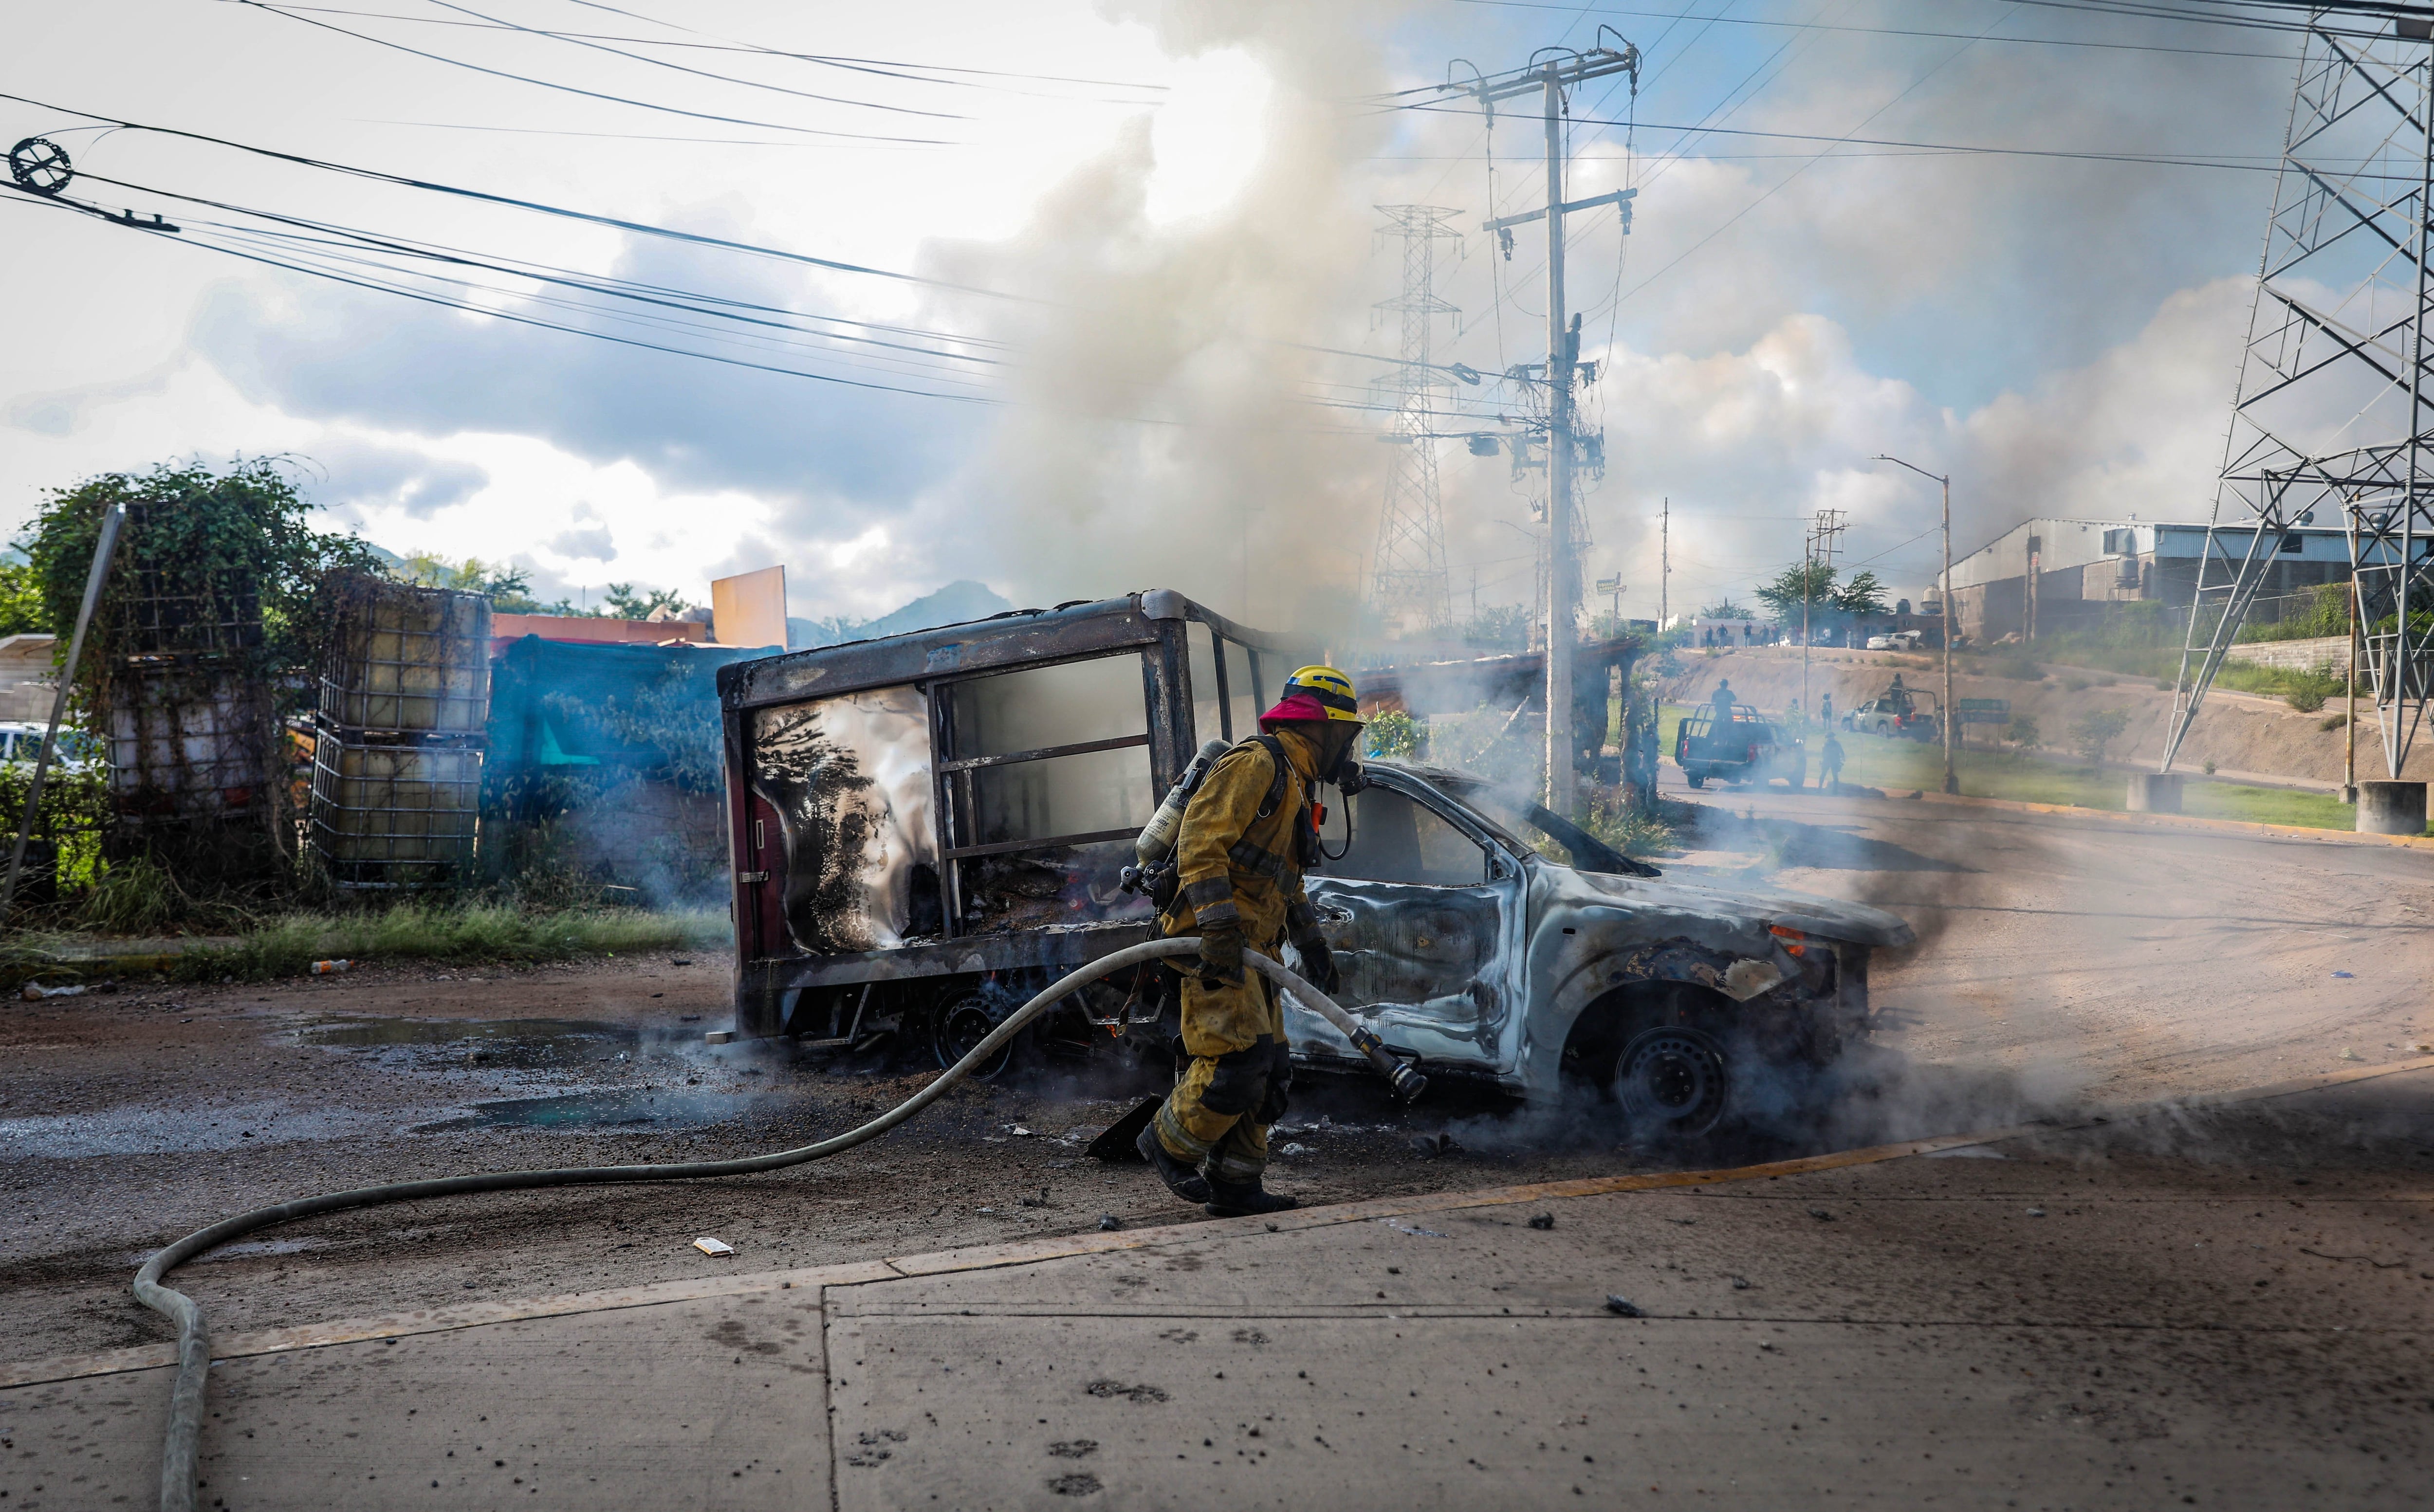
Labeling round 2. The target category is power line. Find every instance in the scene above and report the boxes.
[237,1,1172,98]
[218,0,965,144]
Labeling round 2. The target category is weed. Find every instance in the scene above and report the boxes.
[2203,759,2218,775]
[169,903,731,983]
[2320,712,2349,731]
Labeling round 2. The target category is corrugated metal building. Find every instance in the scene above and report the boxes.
[1944,517,2373,642]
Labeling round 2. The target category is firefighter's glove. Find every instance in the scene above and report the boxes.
[1195,923,1248,988]
[1290,929,1340,995]
[1285,900,1339,995]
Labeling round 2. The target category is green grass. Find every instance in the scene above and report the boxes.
[1660,704,2407,835]
[162,904,732,983]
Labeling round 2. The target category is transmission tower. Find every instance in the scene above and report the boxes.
[1369,205,1465,634]
[2164,14,2434,777]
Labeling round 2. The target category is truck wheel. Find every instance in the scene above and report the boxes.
[1610,1025,1730,1137]
[932,993,1017,1079]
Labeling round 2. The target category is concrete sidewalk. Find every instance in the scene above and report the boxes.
[7,1064,2429,1511]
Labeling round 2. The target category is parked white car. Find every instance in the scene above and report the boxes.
[0,722,97,772]
[1864,631,1924,652]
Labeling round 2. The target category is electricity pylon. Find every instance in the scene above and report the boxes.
[2165,13,2434,777]
[1369,205,1464,635]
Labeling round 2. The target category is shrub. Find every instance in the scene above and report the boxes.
[1363,710,1424,762]
[2005,715,2040,748]
[2069,708,2132,764]
[2202,758,2218,775]
[2320,712,2349,731]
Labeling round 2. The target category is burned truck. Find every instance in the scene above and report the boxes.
[716,591,1912,1135]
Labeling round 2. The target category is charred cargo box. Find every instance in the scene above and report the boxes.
[717,590,1915,1133]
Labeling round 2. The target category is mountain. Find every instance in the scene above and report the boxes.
[786,580,1015,650]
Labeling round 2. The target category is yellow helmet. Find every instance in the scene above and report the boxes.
[1270,664,1363,724]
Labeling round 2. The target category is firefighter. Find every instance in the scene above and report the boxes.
[1138,666,1363,1218]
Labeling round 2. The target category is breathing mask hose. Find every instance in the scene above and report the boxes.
[134,938,1421,1512]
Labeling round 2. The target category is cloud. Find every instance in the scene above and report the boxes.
[547,524,617,561]
[298,440,492,521]
[186,200,985,513]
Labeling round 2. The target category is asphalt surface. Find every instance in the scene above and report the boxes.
[5,1065,2428,1510]
[2,785,2430,1506]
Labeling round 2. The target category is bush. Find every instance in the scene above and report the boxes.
[2005,715,2040,748]
[2285,687,2327,713]
[1363,710,1424,762]
[2320,712,2349,731]
[2069,708,2132,765]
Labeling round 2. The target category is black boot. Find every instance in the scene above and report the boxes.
[1203,1177,1298,1219]
[1137,1123,1211,1205]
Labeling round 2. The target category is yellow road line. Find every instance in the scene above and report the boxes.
[5,1055,2427,1392]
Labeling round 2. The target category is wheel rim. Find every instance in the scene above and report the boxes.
[932,997,1015,1077]
[1615,1027,1728,1135]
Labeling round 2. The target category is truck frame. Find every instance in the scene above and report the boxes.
[717,591,1912,1134]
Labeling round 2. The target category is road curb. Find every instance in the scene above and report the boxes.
[1891,786,2434,849]
[6,1055,2429,1392]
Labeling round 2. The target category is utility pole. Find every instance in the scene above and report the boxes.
[1660,496,1670,627]
[1801,508,1846,722]
[1460,39,1640,815]
[1876,455,1956,794]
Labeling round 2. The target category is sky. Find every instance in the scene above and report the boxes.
[0,0,2332,637]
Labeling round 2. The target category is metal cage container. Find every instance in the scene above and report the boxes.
[307,731,482,889]
[318,575,491,734]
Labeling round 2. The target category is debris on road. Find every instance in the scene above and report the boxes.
[1280,1142,1309,1156]
[1098,1214,1123,1231]
[2026,1208,2047,1218]
[2332,970,2355,979]
[1411,1132,1462,1159]
[704,1030,735,1044]
[1807,1208,1835,1221]
[1604,1294,1646,1317]
[693,1237,734,1257]
[311,959,353,975]
[1528,1212,1555,1230]
[20,982,86,1000]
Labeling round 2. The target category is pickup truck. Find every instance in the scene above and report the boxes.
[1673,705,1806,790]
[716,592,1913,1137]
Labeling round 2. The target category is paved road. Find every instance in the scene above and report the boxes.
[1659,774,2434,1106]
[7,1063,2427,1511]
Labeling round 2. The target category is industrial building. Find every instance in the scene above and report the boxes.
[1943,517,2362,642]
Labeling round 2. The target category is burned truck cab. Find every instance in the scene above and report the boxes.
[718,589,1914,1138]
[715,590,1313,1062]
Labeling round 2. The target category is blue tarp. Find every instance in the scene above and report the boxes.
[486,636,774,787]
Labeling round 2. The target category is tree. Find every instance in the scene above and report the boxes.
[390,552,565,614]
[602,583,697,619]
[1461,603,1530,650]
[0,554,46,635]
[1753,562,1837,623]
[1697,596,1754,620]
[1832,569,1888,616]
[2068,707,2130,765]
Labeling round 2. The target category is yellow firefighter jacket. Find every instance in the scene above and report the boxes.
[1162,728,1320,951]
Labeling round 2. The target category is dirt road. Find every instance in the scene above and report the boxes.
[3,787,2427,1376]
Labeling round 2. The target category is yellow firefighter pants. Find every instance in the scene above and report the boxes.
[1153,971,1288,1186]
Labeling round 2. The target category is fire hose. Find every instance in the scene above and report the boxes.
[133,938,1424,1512]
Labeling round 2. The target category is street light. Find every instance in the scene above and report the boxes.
[1871,454,1959,797]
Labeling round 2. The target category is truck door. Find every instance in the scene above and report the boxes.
[1299,780,1518,1071]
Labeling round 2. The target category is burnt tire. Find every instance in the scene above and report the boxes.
[1610,1024,1731,1138]
[931,994,1017,1079]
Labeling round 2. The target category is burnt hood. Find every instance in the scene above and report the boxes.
[1554,865,1918,949]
